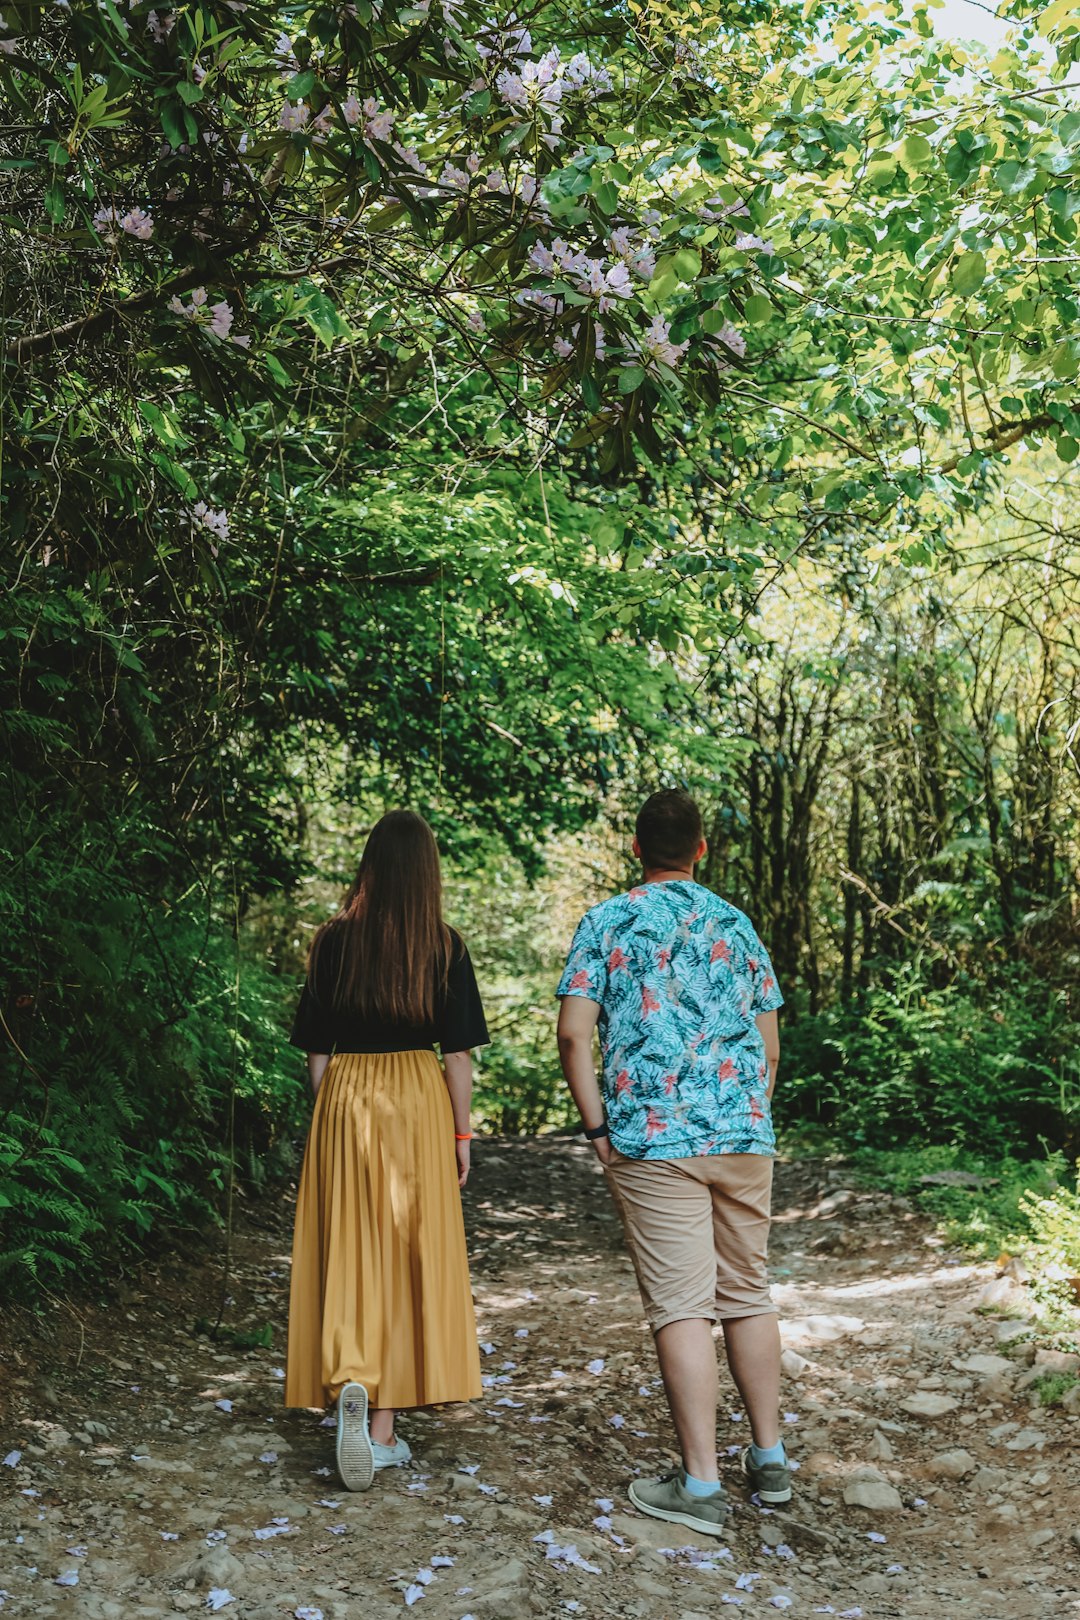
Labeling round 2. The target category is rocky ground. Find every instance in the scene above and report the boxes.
[3,1138,1080,1620]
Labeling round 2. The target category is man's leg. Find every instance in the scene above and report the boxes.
[721,1313,781,1450]
[653,1317,719,1481]
[710,1155,783,1452]
[604,1152,720,1482]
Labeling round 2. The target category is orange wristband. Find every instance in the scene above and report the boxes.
[455,1132,473,1141]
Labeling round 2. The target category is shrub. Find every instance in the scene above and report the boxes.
[777,960,1075,1155]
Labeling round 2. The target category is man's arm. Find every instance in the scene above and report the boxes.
[556,995,612,1164]
[756,1009,780,1099]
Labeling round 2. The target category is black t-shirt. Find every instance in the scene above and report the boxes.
[289,923,489,1056]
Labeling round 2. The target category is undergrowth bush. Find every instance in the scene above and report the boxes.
[777,960,1075,1156]
[839,1142,1080,1326]
[0,836,302,1302]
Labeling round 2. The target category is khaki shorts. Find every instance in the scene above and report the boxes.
[604,1147,776,1332]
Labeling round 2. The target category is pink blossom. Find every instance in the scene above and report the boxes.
[279,102,309,133]
[496,68,527,108]
[540,120,563,158]
[485,169,510,194]
[393,142,428,175]
[342,92,361,127]
[718,323,745,356]
[529,241,556,275]
[209,300,234,340]
[466,310,485,333]
[273,31,297,66]
[603,262,633,299]
[310,107,334,144]
[553,335,573,358]
[564,51,612,96]
[639,314,689,369]
[92,206,121,242]
[120,206,153,240]
[190,501,230,547]
[146,10,175,41]
[496,59,563,116]
[363,96,394,142]
[440,161,471,190]
[0,34,20,54]
[736,232,774,254]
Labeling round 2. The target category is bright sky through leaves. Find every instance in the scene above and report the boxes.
[931,0,1012,46]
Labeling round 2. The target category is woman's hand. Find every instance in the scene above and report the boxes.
[455,1136,471,1188]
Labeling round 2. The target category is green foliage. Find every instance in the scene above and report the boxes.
[838,1141,1080,1323]
[2,0,1080,1308]
[777,962,1075,1155]
[1021,1181,1080,1314]
[0,842,302,1298]
[1031,1370,1079,1407]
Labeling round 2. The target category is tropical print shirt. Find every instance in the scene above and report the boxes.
[556,880,784,1160]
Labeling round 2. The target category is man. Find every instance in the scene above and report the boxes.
[556,788,787,1536]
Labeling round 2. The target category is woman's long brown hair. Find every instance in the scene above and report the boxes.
[308,810,452,1025]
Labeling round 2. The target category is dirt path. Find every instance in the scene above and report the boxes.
[3,1139,1080,1620]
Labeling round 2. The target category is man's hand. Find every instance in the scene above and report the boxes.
[593,1134,613,1167]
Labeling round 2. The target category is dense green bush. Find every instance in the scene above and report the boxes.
[0,837,302,1300]
[776,961,1076,1156]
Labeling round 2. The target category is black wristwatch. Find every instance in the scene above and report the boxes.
[582,1121,609,1141]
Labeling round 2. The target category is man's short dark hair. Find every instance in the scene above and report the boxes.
[635,789,704,871]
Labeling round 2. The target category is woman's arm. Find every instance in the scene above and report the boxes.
[442,1049,474,1187]
[307,1052,331,1098]
[755,1010,780,1099]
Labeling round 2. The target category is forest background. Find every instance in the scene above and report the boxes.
[2,0,1079,1326]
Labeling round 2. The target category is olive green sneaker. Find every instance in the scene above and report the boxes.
[741,1444,792,1504]
[628,1468,728,1537]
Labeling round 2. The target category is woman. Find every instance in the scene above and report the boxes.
[284,810,487,1491]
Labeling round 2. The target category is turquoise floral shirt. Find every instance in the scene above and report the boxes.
[556,880,783,1160]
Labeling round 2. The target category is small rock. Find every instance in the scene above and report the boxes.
[131,1456,195,1474]
[1004,1428,1046,1451]
[925,1449,977,1480]
[899,1392,959,1418]
[1070,1528,1080,1552]
[783,1314,865,1344]
[867,1431,895,1462]
[841,1470,906,1516]
[975,1277,1027,1311]
[952,1355,1015,1378]
[172,1547,245,1588]
[1033,1348,1080,1374]
[859,1575,892,1594]
[843,1477,903,1512]
[1029,1528,1055,1549]
[990,1322,1030,1345]
[780,1349,810,1378]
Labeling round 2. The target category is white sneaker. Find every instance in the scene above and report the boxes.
[372,1436,413,1471]
[335,1382,374,1491]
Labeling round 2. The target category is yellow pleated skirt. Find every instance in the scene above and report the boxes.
[284,1048,482,1411]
